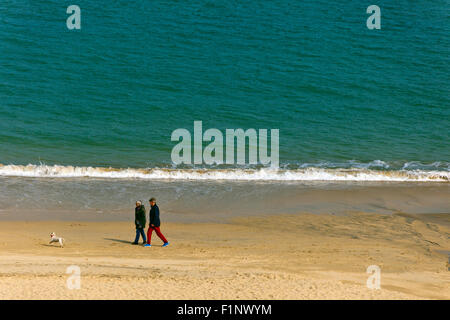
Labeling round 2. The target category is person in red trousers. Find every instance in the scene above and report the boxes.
[144,198,169,247]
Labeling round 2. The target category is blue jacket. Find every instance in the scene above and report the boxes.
[149,204,161,227]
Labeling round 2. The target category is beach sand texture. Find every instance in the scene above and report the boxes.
[0,212,448,300]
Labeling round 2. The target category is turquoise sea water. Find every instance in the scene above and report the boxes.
[0,0,449,175]
[0,1,449,220]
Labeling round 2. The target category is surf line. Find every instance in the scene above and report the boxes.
[171,121,279,167]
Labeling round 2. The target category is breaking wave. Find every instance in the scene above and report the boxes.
[0,164,448,182]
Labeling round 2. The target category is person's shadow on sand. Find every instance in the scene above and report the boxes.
[104,238,132,244]
[104,238,165,246]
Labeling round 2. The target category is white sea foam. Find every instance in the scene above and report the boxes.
[0,164,448,182]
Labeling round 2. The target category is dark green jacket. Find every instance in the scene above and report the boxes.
[135,205,146,229]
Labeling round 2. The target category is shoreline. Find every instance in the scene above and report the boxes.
[0,179,449,222]
[0,212,448,299]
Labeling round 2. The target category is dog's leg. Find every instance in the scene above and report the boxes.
[59,238,64,248]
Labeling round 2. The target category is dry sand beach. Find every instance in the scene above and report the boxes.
[0,212,448,300]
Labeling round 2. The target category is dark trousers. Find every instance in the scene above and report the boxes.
[134,227,147,243]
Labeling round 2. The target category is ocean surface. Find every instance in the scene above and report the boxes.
[0,1,448,220]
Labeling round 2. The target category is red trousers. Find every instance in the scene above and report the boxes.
[147,226,168,244]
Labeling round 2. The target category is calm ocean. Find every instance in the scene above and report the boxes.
[0,1,448,219]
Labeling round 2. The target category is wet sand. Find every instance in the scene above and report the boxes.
[0,212,448,299]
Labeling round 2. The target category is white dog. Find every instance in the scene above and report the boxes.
[49,232,64,247]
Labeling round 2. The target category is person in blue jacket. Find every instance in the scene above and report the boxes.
[144,197,169,247]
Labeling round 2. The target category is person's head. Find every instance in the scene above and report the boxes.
[136,200,142,208]
[149,197,156,206]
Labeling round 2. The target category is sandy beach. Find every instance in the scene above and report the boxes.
[0,212,448,300]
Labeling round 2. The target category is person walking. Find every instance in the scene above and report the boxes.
[132,200,147,245]
[144,198,169,247]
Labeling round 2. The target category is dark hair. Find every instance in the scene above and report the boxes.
[149,197,156,202]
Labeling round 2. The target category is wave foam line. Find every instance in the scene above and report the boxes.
[0,164,448,182]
